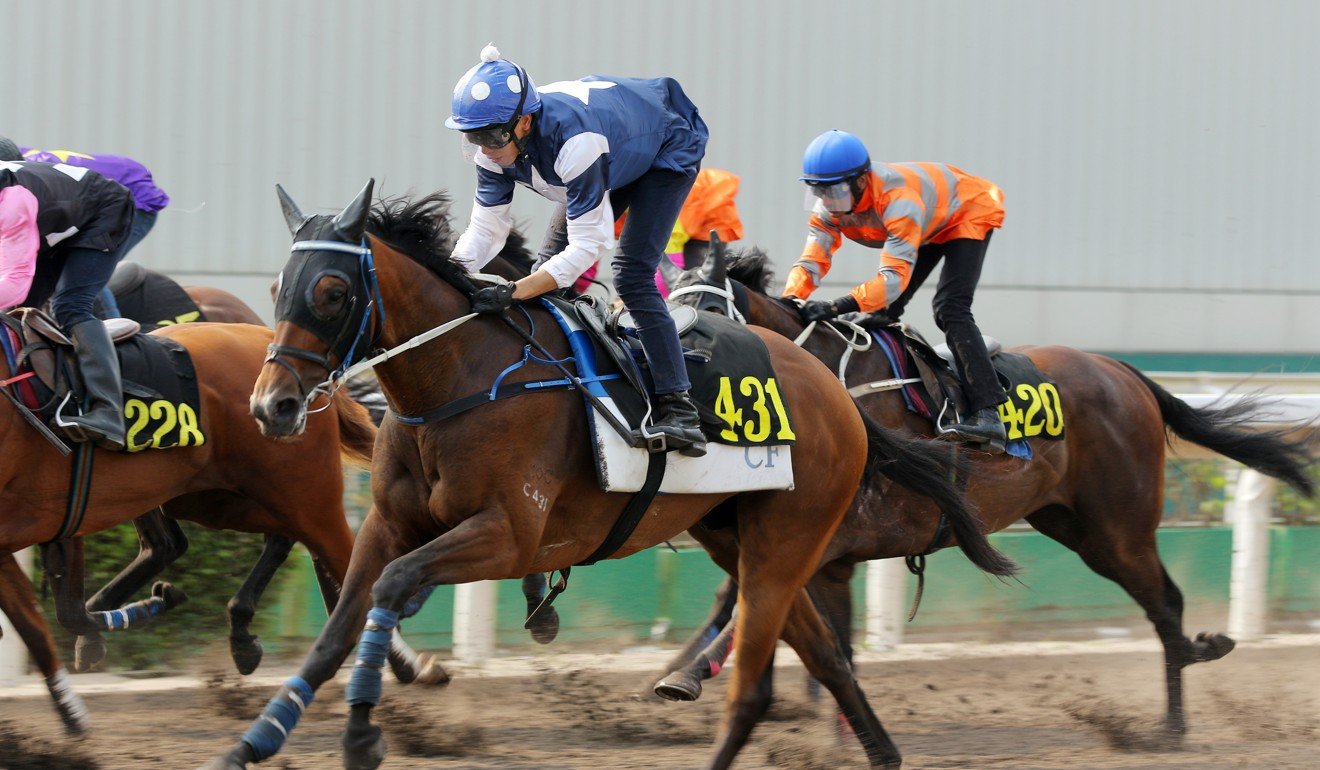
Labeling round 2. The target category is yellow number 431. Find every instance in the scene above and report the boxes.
[713,376,796,443]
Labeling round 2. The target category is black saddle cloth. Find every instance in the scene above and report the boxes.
[109,262,206,331]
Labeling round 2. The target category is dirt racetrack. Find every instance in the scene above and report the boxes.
[0,637,1315,769]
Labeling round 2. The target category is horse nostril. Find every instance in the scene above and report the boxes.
[273,397,301,419]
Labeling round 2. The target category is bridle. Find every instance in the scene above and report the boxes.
[265,237,386,412]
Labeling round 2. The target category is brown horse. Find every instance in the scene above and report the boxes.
[0,320,454,735]
[84,241,545,666]
[203,182,1003,770]
[658,243,1315,753]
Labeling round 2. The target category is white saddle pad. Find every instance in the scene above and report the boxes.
[588,393,794,494]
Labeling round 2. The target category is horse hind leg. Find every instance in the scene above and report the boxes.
[780,589,900,768]
[78,509,191,670]
[227,534,295,675]
[1028,506,1223,741]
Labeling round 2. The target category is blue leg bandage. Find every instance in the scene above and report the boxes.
[240,676,314,761]
[94,598,162,630]
[346,607,400,707]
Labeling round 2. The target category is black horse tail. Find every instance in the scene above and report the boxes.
[1121,362,1315,496]
[858,408,1019,577]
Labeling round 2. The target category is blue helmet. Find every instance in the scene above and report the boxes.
[445,44,541,131]
[801,130,871,183]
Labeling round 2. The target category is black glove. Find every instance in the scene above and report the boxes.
[470,283,516,314]
[800,295,860,323]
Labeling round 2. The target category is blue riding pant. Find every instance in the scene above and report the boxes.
[608,169,697,394]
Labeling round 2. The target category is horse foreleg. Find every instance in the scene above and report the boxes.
[226,535,295,675]
[341,511,524,770]
[520,572,560,644]
[781,589,900,768]
[78,509,190,669]
[647,576,737,698]
[655,604,737,702]
[200,510,407,770]
[0,551,90,735]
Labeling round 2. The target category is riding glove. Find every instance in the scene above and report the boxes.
[799,295,860,323]
[471,283,516,314]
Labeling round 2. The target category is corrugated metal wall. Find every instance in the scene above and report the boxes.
[5,0,1318,350]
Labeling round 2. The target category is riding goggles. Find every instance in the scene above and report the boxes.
[804,180,855,214]
[463,122,517,149]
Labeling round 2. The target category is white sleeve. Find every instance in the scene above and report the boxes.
[451,200,513,272]
[538,132,616,288]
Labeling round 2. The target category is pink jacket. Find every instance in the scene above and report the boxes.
[0,185,40,310]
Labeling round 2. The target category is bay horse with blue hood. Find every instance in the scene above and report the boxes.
[203,180,1008,770]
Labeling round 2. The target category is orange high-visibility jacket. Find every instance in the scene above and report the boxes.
[784,162,1004,312]
[613,168,744,251]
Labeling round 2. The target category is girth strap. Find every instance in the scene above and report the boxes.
[53,442,96,542]
[577,450,667,566]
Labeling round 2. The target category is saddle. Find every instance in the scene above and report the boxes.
[863,319,1065,452]
[566,295,707,422]
[1,307,204,453]
[1,308,141,412]
[539,295,795,494]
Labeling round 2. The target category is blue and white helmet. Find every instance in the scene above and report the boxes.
[445,44,541,130]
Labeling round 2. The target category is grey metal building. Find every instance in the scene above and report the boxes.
[5,0,1317,355]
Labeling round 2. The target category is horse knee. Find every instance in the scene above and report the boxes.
[371,565,419,610]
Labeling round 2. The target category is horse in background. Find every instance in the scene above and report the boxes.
[659,242,1315,748]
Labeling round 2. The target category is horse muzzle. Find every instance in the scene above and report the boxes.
[250,391,308,438]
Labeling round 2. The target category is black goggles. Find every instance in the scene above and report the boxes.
[463,122,517,149]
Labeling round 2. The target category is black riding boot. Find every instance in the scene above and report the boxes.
[942,326,1007,454]
[650,390,707,458]
[67,319,126,450]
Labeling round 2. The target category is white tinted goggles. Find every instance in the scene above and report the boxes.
[804,181,854,213]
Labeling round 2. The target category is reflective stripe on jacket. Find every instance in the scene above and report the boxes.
[784,162,1004,312]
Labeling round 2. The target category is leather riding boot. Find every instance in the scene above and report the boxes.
[650,390,707,458]
[945,406,1007,454]
[68,319,126,450]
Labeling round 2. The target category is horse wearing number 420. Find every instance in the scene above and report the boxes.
[658,242,1316,755]
[202,181,999,770]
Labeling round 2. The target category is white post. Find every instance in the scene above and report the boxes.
[1227,469,1276,642]
[865,558,909,651]
[452,581,498,663]
[0,548,34,684]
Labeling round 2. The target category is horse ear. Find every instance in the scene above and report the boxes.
[276,184,309,236]
[332,178,375,241]
[657,254,683,286]
[708,230,727,284]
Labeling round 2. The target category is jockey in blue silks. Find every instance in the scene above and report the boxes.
[446,45,710,457]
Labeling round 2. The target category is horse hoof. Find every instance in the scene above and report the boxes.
[230,636,264,675]
[1193,632,1235,662]
[526,606,560,645]
[153,580,189,608]
[343,725,387,770]
[654,670,703,702]
[412,653,452,687]
[196,753,247,770]
[74,636,107,673]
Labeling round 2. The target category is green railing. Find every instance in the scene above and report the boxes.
[262,526,1320,653]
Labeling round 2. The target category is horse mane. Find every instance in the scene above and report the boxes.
[497,223,536,274]
[367,191,533,288]
[725,247,776,294]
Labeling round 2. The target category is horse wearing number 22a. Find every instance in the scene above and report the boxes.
[201,179,1007,770]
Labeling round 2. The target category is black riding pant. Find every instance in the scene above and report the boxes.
[885,233,1006,413]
